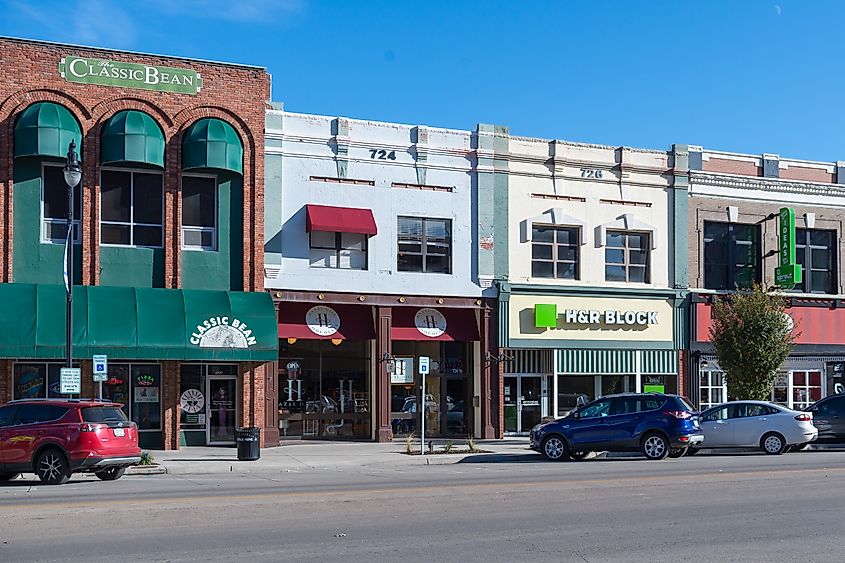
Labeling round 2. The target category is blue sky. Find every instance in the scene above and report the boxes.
[1,0,842,161]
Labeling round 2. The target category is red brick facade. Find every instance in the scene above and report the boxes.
[0,37,272,449]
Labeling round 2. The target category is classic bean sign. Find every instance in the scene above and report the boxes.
[59,56,203,95]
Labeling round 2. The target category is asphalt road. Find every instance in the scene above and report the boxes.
[2,450,845,562]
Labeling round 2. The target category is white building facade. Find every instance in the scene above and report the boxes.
[264,107,499,441]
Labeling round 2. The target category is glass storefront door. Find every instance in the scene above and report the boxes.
[208,377,237,445]
[504,376,518,433]
[519,376,542,432]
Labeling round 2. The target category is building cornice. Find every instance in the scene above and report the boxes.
[690,171,845,199]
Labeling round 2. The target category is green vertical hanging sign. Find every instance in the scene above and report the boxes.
[775,207,802,289]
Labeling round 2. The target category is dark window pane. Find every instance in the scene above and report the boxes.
[43,166,81,220]
[605,249,625,264]
[101,224,131,245]
[532,227,554,243]
[556,263,576,279]
[558,245,577,262]
[811,271,831,293]
[532,261,554,278]
[398,242,422,254]
[629,266,647,283]
[182,176,216,228]
[606,232,625,248]
[704,265,728,290]
[134,225,162,247]
[398,253,423,272]
[425,254,450,274]
[134,173,163,224]
[810,230,833,247]
[425,219,449,239]
[82,406,128,423]
[628,233,646,250]
[704,222,728,241]
[606,265,626,281]
[532,244,553,260]
[426,242,449,256]
[812,248,830,269]
[398,217,423,238]
[14,364,46,399]
[629,250,647,265]
[101,171,131,222]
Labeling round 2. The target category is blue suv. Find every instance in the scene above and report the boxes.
[530,393,703,461]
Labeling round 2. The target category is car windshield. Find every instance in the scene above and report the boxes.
[81,406,128,423]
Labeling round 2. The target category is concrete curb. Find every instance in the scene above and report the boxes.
[126,465,167,475]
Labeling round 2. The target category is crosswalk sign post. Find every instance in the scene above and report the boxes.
[418,356,430,455]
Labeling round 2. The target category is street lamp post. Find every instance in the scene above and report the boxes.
[63,141,82,370]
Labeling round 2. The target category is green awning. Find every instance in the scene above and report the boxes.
[14,102,82,159]
[182,118,243,174]
[557,349,636,375]
[0,284,277,361]
[101,110,165,168]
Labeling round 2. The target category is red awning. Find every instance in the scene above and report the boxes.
[391,307,480,342]
[305,204,377,235]
[279,302,375,341]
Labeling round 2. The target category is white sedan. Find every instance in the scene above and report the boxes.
[692,401,818,455]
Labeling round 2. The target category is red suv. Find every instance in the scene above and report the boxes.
[0,399,141,485]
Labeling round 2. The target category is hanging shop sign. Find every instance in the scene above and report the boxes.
[775,207,802,289]
[534,303,658,328]
[191,316,257,348]
[415,308,447,338]
[59,56,202,95]
[306,306,341,337]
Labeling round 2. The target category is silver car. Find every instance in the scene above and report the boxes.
[693,400,818,455]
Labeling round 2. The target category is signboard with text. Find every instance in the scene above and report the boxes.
[60,368,81,394]
[59,56,203,95]
[775,207,802,289]
[93,354,107,382]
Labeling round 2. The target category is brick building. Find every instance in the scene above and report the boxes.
[0,37,278,449]
[681,146,845,410]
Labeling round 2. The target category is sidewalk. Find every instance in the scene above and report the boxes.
[129,438,536,475]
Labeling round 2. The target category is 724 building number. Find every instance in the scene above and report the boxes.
[370,149,397,160]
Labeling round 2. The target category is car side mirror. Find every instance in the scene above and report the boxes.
[572,411,581,420]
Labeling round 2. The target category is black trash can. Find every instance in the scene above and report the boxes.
[236,427,261,461]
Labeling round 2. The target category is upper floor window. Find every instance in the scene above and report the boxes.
[531,226,579,279]
[309,232,367,270]
[42,164,81,244]
[605,231,650,283]
[182,176,217,251]
[703,222,760,290]
[796,228,836,294]
[397,217,451,274]
[101,170,163,247]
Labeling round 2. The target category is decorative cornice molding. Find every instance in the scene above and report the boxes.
[691,171,845,198]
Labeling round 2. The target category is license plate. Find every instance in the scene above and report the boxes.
[113,428,125,437]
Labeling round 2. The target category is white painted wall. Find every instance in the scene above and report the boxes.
[506,138,674,289]
[265,111,482,297]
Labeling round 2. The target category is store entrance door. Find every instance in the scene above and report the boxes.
[207,377,237,445]
[504,376,544,435]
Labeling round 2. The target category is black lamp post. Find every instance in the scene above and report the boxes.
[63,141,81,369]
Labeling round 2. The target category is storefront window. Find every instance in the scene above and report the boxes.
[102,364,162,431]
[180,365,205,430]
[42,164,81,243]
[389,341,471,437]
[182,175,217,250]
[102,366,130,417]
[279,340,371,439]
[13,363,77,399]
[557,375,593,417]
[792,371,822,410]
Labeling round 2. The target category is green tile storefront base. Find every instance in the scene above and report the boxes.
[181,430,207,447]
[139,432,163,450]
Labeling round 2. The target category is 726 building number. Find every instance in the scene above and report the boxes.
[370,149,397,160]
[580,168,603,179]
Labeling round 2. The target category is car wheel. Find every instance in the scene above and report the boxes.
[36,449,71,485]
[0,473,21,482]
[569,451,589,461]
[668,447,688,458]
[541,435,569,461]
[95,467,126,481]
[641,433,669,460]
[761,432,786,455]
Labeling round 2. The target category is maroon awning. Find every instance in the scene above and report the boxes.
[305,204,377,235]
[278,302,375,341]
[391,307,480,342]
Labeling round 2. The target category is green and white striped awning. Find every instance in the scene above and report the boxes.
[556,349,678,375]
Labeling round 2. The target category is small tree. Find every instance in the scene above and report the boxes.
[710,284,796,401]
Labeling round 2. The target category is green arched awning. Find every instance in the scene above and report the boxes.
[101,110,165,168]
[182,118,243,174]
[14,102,82,159]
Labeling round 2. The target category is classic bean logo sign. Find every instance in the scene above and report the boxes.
[415,308,447,338]
[306,306,341,337]
[59,56,203,95]
[191,316,257,348]
[180,389,205,414]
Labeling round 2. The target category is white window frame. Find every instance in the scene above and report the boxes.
[699,369,727,410]
[40,163,81,245]
[181,173,218,251]
[786,370,823,410]
[308,231,368,270]
[99,167,164,249]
